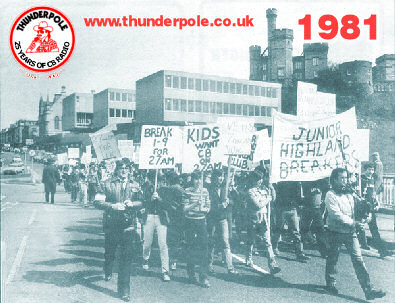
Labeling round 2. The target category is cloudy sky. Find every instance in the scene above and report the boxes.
[1,0,393,129]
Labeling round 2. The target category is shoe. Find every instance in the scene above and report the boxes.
[208,264,214,273]
[364,288,386,300]
[142,259,149,270]
[171,262,177,270]
[104,273,112,281]
[268,259,281,275]
[162,272,171,282]
[296,253,310,262]
[228,268,238,275]
[325,284,339,295]
[201,278,210,288]
[273,248,280,256]
[121,295,130,302]
[245,257,254,267]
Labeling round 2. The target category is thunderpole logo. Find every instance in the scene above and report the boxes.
[10,6,75,73]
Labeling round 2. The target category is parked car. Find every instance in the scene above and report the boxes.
[12,156,23,163]
[8,161,24,174]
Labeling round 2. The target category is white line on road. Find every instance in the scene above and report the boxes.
[6,235,28,285]
[28,209,37,225]
[232,253,269,274]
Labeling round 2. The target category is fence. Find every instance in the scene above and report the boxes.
[378,174,395,208]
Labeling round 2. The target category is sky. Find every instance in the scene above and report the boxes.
[0,0,393,129]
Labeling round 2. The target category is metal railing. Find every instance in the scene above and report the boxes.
[378,174,395,207]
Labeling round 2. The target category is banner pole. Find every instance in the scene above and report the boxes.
[154,169,158,192]
[225,155,232,200]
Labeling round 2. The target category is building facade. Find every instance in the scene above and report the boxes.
[373,54,395,92]
[2,120,39,146]
[93,88,136,129]
[136,70,281,128]
[62,92,94,131]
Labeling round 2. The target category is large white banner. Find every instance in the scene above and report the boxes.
[182,124,224,173]
[297,81,336,119]
[89,131,121,162]
[271,107,360,183]
[139,126,182,169]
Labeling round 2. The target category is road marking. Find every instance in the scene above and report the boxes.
[28,209,37,225]
[232,253,269,274]
[6,235,28,284]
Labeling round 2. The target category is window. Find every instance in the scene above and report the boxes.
[116,109,121,117]
[122,109,127,117]
[195,79,202,91]
[224,103,229,114]
[255,86,260,96]
[109,108,115,117]
[116,92,120,101]
[230,104,236,115]
[188,78,194,89]
[267,107,272,116]
[181,77,187,89]
[314,71,318,78]
[263,64,267,71]
[346,69,351,76]
[216,103,223,114]
[255,106,260,116]
[76,96,79,101]
[277,68,285,78]
[261,87,266,97]
[230,83,236,94]
[203,102,209,113]
[76,113,92,126]
[267,87,272,98]
[195,100,202,112]
[127,93,133,102]
[110,92,115,100]
[127,110,133,118]
[236,83,242,94]
[236,104,242,115]
[243,104,248,116]
[122,93,127,101]
[260,106,267,116]
[272,88,277,98]
[165,75,172,87]
[242,84,248,95]
[54,116,59,130]
[203,80,209,91]
[217,81,223,93]
[248,85,254,96]
[165,98,172,110]
[210,102,216,114]
[295,61,302,69]
[172,99,179,111]
[180,99,187,112]
[262,74,267,81]
[223,82,229,93]
[313,57,319,66]
[173,76,179,88]
[210,80,216,92]
[188,100,194,112]
[248,105,254,116]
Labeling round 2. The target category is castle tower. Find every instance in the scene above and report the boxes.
[249,45,263,81]
[270,29,294,85]
[266,8,277,81]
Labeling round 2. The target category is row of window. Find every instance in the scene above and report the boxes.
[109,108,135,118]
[109,92,134,102]
[164,75,278,98]
[164,98,275,117]
[76,113,93,126]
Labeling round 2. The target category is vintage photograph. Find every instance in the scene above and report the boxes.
[0,0,394,302]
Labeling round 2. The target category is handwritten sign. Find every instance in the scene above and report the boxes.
[89,131,121,162]
[67,148,80,159]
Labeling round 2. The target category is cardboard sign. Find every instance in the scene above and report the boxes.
[81,152,92,165]
[271,107,360,182]
[118,140,134,159]
[182,124,224,173]
[89,131,121,162]
[139,126,182,169]
[67,147,80,159]
[57,153,68,165]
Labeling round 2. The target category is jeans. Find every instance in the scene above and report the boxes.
[246,213,275,260]
[45,191,55,204]
[300,207,328,255]
[326,231,371,290]
[143,214,169,273]
[272,208,303,255]
[167,221,184,264]
[104,228,140,297]
[79,183,88,206]
[71,184,78,202]
[208,218,233,270]
[184,218,209,280]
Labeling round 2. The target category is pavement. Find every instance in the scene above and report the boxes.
[1,162,394,303]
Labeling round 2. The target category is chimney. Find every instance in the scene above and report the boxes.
[61,85,66,95]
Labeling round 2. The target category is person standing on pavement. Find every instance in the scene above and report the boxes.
[183,172,211,288]
[41,158,60,204]
[94,160,143,302]
[324,167,386,300]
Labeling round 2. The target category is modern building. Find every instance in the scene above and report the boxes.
[136,70,281,129]
[249,8,328,85]
[373,54,395,92]
[93,88,136,129]
[62,92,94,131]
[38,86,67,137]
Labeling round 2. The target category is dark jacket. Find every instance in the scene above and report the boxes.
[275,181,302,209]
[156,184,187,224]
[42,164,60,193]
[141,181,172,226]
[94,178,143,233]
[302,179,329,209]
[207,183,231,221]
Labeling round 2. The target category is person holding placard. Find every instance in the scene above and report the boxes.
[183,172,211,288]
